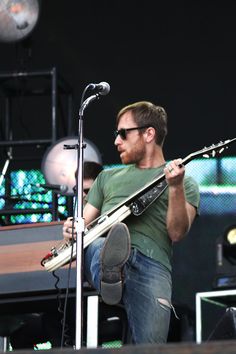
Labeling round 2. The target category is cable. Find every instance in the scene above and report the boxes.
[59,203,77,348]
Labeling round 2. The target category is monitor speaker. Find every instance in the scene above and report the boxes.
[213,235,236,289]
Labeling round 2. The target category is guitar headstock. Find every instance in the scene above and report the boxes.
[201,139,234,158]
[183,138,236,164]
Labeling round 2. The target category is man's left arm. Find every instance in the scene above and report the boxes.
[164,159,198,242]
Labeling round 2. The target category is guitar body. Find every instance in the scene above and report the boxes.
[43,205,131,272]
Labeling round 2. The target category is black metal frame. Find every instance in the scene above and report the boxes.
[0,67,73,222]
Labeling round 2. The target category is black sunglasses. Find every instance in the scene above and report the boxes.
[114,125,151,140]
[83,188,90,195]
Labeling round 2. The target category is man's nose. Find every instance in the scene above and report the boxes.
[114,134,122,145]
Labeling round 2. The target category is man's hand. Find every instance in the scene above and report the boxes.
[164,158,185,186]
[63,217,76,242]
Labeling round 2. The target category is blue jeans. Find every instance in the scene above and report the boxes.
[84,238,172,344]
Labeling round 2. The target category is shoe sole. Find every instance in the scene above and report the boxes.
[100,222,131,305]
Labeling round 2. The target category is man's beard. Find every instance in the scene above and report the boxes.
[119,142,145,165]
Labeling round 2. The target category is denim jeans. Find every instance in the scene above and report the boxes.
[84,237,172,344]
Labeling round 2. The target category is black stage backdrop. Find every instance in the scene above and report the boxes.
[0,1,236,168]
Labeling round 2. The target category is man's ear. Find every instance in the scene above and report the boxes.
[145,127,156,143]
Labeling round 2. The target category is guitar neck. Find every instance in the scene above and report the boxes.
[86,137,236,229]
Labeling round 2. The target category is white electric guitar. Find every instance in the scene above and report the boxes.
[41,138,236,272]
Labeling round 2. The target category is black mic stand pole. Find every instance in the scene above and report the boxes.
[0,149,12,187]
[75,93,100,350]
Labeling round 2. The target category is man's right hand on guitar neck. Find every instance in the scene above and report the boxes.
[63,217,76,242]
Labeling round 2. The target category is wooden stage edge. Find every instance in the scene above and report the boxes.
[5,340,236,354]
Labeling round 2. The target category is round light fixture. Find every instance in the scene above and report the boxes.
[0,0,40,42]
[223,224,236,263]
[226,228,236,245]
[41,136,102,196]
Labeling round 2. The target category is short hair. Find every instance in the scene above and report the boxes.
[116,101,168,146]
[83,161,103,180]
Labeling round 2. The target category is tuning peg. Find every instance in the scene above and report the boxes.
[219,147,225,154]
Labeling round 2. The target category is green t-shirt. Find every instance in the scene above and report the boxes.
[86,164,200,271]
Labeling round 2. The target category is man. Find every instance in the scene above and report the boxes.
[74,161,103,203]
[82,161,103,201]
[63,101,200,344]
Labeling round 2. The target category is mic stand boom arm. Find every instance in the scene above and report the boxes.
[79,94,100,116]
[0,150,12,187]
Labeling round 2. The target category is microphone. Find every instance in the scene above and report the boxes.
[90,82,110,96]
[35,183,68,193]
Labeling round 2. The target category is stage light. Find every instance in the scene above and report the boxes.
[222,225,236,262]
[225,227,236,245]
[214,225,236,289]
[0,0,40,43]
[41,137,102,196]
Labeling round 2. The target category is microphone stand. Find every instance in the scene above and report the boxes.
[74,91,100,350]
[0,150,12,187]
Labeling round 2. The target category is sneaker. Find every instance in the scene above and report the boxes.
[100,222,131,305]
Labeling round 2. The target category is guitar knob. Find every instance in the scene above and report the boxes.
[51,247,58,257]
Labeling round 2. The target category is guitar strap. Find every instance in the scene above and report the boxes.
[131,179,168,216]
